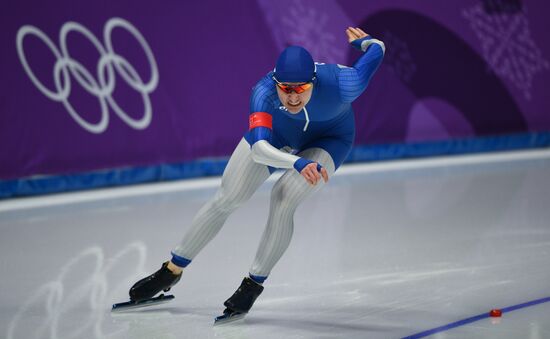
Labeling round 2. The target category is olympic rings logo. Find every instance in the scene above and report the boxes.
[16,18,158,134]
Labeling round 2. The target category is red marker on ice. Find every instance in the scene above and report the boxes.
[489,309,502,317]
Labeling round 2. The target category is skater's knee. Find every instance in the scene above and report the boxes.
[211,188,246,213]
[270,179,299,209]
[270,180,286,204]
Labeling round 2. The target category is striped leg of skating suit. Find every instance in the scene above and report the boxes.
[171,138,271,261]
[249,146,335,279]
[171,138,335,280]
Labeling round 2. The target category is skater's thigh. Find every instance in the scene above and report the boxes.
[219,137,271,196]
[271,147,335,202]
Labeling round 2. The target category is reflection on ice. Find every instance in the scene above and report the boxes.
[7,243,147,339]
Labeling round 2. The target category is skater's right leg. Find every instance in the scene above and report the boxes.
[171,137,271,264]
[129,138,270,300]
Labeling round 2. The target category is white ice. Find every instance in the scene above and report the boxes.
[1,149,549,339]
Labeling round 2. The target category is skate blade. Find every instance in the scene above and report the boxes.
[213,311,246,326]
[111,294,175,312]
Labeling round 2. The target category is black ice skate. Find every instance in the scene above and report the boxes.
[214,277,264,325]
[111,261,181,312]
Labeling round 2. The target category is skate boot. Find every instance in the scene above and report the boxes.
[129,261,182,302]
[214,277,264,325]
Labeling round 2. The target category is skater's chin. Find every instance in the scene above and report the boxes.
[285,103,304,113]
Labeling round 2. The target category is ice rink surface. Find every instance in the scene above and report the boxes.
[1,149,549,339]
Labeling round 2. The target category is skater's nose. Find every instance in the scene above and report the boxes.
[287,92,300,100]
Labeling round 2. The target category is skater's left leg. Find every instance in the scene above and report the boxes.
[218,147,336,318]
[248,147,336,281]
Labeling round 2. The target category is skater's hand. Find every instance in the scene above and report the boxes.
[346,27,369,43]
[300,162,328,186]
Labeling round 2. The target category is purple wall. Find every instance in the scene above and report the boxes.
[1,0,549,181]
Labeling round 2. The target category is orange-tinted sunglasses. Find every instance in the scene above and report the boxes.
[273,78,313,94]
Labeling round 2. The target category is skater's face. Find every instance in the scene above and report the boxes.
[275,81,313,114]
